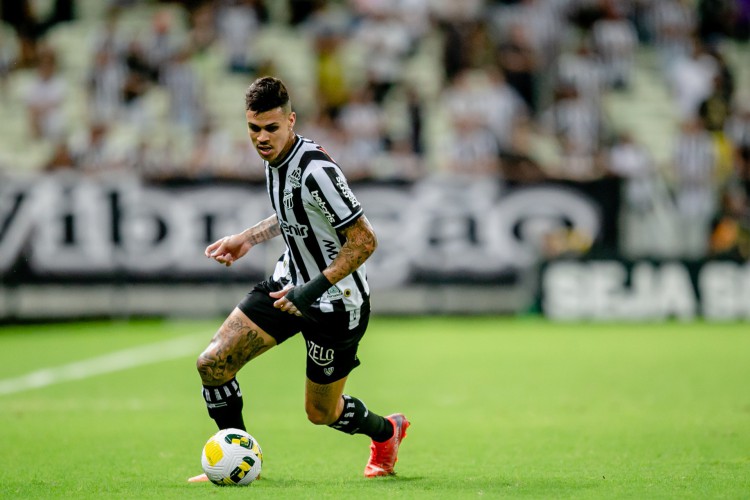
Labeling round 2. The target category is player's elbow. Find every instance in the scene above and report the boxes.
[364,230,378,258]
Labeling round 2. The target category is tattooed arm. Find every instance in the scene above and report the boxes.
[204,213,281,267]
[324,215,377,284]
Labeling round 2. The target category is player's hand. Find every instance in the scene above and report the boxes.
[205,235,252,267]
[270,286,303,317]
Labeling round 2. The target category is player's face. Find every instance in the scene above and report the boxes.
[246,107,296,165]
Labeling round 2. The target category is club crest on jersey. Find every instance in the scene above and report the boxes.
[288,166,302,188]
[283,188,294,209]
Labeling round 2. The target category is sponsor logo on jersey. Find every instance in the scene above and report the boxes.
[307,340,334,366]
[335,177,360,207]
[324,285,343,301]
[321,239,338,260]
[280,220,309,238]
[288,166,302,188]
[311,190,336,224]
[324,367,334,377]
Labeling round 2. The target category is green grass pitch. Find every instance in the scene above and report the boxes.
[0,317,748,499]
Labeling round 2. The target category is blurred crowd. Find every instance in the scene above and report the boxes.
[1,0,749,259]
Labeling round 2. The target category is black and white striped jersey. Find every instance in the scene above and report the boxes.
[265,135,369,313]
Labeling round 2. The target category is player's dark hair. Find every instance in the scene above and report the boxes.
[245,76,291,113]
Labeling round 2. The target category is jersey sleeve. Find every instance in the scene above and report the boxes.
[304,164,364,229]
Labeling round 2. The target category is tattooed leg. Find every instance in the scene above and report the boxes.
[197,307,276,430]
[197,307,276,386]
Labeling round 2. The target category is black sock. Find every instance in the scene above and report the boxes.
[202,377,245,431]
[328,394,393,442]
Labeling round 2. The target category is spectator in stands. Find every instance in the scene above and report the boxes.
[89,7,126,61]
[0,27,17,102]
[87,47,125,123]
[556,36,603,108]
[142,8,184,83]
[69,120,125,174]
[699,73,734,183]
[480,67,529,158]
[353,4,414,103]
[671,118,718,258]
[728,103,750,180]
[43,140,76,172]
[187,119,233,181]
[668,39,718,121]
[591,4,638,90]
[496,22,539,115]
[336,85,388,181]
[313,28,349,119]
[121,39,155,129]
[541,84,606,161]
[161,47,206,132]
[216,0,262,73]
[492,0,566,111]
[187,2,216,55]
[645,0,696,77]
[608,131,661,256]
[0,0,74,68]
[23,46,67,140]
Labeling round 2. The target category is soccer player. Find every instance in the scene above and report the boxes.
[188,76,409,481]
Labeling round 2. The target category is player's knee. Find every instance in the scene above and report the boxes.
[195,355,211,381]
[305,403,336,426]
[196,353,229,385]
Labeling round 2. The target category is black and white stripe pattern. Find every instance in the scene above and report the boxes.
[672,128,717,216]
[266,135,369,313]
[202,378,242,410]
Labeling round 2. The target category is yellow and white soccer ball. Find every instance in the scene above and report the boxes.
[201,428,263,486]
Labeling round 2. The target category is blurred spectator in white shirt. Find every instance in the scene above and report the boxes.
[0,26,18,102]
[142,8,184,82]
[541,84,605,157]
[217,0,261,73]
[87,47,125,123]
[353,6,413,102]
[608,131,663,256]
[668,40,718,121]
[480,67,529,155]
[161,48,206,132]
[645,0,696,76]
[591,5,638,90]
[556,37,604,108]
[23,46,67,140]
[671,118,718,258]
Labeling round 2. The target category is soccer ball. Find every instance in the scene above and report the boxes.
[200,428,263,486]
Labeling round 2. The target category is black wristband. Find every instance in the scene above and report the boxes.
[285,273,333,314]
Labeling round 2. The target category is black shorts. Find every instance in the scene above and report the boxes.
[237,280,370,384]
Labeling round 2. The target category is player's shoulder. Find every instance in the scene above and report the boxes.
[297,136,339,171]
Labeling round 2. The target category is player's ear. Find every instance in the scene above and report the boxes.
[288,111,296,130]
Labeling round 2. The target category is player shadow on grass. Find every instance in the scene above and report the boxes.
[256,475,425,487]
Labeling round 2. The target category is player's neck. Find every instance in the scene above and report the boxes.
[269,134,298,167]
